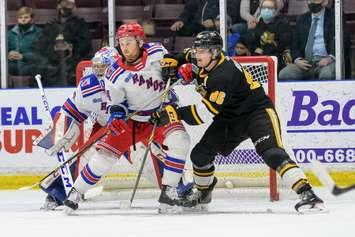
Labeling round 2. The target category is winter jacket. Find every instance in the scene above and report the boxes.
[7,24,42,75]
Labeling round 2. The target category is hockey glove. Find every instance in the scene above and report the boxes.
[150,104,181,126]
[177,63,198,85]
[161,54,179,84]
[108,104,128,123]
[108,104,129,136]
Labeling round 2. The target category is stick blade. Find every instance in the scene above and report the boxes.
[310,159,336,191]
[18,184,37,191]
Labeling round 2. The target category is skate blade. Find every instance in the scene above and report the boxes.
[296,202,326,214]
[182,203,209,213]
[158,203,182,214]
[63,206,77,215]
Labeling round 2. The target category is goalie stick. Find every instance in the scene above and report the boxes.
[21,78,182,191]
[311,159,355,196]
[19,125,109,191]
[35,74,74,195]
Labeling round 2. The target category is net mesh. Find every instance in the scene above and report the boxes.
[75,56,278,196]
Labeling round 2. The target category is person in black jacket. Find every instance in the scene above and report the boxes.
[151,31,324,212]
[170,0,217,36]
[246,0,292,70]
[33,0,91,87]
[279,0,351,80]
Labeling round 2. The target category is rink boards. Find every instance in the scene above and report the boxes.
[0,81,354,189]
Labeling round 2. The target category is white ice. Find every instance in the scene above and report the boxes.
[0,188,354,237]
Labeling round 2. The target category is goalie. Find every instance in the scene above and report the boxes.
[35,46,120,210]
[150,31,324,213]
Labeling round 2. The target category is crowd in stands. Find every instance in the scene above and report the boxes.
[5,0,353,88]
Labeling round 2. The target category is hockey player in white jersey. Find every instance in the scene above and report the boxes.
[63,22,191,213]
[37,46,120,210]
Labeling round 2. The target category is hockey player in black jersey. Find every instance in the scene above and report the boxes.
[150,31,324,212]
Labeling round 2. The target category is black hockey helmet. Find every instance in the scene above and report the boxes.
[192,31,223,50]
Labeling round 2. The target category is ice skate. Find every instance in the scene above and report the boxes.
[295,188,324,213]
[63,188,82,214]
[40,195,62,211]
[158,185,183,214]
[181,177,218,210]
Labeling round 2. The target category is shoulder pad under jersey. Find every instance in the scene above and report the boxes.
[105,61,127,84]
[79,74,103,98]
[144,43,166,56]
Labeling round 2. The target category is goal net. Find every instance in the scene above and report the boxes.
[75,56,280,201]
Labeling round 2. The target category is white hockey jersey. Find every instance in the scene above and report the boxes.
[62,73,109,126]
[105,43,172,122]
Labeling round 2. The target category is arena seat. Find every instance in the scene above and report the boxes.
[153,4,184,20]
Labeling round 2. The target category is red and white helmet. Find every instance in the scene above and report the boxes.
[91,46,119,77]
[116,22,146,41]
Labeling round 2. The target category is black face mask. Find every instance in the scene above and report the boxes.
[308,3,323,14]
[19,23,32,31]
[60,7,73,18]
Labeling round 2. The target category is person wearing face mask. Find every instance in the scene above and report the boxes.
[231,0,284,34]
[245,0,291,70]
[33,0,91,87]
[279,0,351,80]
[7,7,42,88]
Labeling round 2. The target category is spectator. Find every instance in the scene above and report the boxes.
[33,0,91,87]
[232,0,284,34]
[246,0,291,70]
[170,0,217,36]
[279,0,350,80]
[214,15,241,56]
[208,0,243,26]
[7,7,42,88]
[235,34,252,56]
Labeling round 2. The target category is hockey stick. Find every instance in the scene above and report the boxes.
[20,79,181,191]
[33,75,74,195]
[129,77,173,206]
[310,159,355,196]
[19,126,108,191]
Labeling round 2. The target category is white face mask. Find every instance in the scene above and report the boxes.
[260,8,275,22]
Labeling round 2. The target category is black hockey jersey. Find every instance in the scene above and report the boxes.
[177,53,274,124]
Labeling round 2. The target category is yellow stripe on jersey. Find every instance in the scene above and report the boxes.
[202,98,219,115]
[191,105,203,125]
[265,108,283,148]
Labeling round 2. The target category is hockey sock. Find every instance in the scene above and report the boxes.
[74,150,116,194]
[193,164,215,190]
[278,161,310,193]
[162,155,186,187]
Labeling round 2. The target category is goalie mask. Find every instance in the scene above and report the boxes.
[91,46,119,77]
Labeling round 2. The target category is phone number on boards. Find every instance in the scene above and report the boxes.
[293,148,355,163]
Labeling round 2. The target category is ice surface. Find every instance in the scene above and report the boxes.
[0,188,354,237]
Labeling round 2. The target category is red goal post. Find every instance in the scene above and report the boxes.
[75,55,279,201]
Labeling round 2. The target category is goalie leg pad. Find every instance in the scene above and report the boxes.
[74,149,116,194]
[161,129,190,187]
[40,161,77,205]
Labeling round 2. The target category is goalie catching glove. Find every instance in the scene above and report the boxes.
[150,104,181,126]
